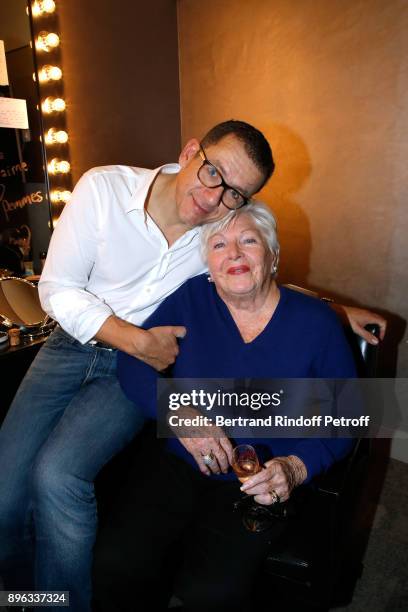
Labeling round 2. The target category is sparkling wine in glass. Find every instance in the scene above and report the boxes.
[232,444,284,533]
[231,444,261,483]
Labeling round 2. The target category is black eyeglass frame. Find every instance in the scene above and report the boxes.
[197,145,248,211]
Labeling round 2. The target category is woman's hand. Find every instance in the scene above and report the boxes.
[179,435,233,476]
[168,406,233,475]
[240,455,307,505]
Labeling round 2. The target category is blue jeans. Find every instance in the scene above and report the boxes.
[0,327,145,611]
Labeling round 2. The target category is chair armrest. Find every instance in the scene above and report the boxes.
[316,441,360,497]
[313,438,370,507]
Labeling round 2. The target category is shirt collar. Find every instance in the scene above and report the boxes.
[125,163,180,213]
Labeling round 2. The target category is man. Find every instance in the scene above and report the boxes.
[0,228,26,276]
[0,120,385,611]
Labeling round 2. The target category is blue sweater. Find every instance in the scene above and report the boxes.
[118,276,356,482]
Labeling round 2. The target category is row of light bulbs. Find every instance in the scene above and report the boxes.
[32,0,71,205]
[32,1,56,17]
[36,31,60,53]
[39,64,62,82]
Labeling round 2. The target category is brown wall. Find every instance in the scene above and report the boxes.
[178,0,408,376]
[58,0,181,182]
[0,0,30,51]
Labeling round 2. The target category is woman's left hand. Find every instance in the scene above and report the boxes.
[240,455,307,505]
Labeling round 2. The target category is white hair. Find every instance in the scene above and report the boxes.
[200,201,280,274]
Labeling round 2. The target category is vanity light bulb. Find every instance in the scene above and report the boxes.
[51,190,72,204]
[39,65,62,82]
[36,32,60,52]
[52,97,66,112]
[58,161,70,173]
[55,130,68,143]
[43,0,56,12]
[32,1,56,16]
[45,128,69,145]
[42,97,66,114]
[48,158,70,174]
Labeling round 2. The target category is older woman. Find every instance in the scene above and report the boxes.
[93,202,356,612]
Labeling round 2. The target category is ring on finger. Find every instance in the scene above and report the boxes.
[270,488,280,504]
[202,450,216,466]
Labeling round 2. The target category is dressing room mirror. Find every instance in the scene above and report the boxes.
[0,277,52,333]
[0,0,52,276]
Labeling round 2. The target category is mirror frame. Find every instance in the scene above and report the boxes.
[0,276,53,335]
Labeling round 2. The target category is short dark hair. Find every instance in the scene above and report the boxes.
[201,120,274,191]
[1,228,21,244]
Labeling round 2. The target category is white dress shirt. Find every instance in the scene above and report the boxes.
[39,164,206,344]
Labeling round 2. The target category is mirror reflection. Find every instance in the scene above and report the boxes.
[0,0,51,277]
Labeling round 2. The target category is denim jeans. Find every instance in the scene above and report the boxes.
[0,326,145,611]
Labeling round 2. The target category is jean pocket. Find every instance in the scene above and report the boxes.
[45,328,76,350]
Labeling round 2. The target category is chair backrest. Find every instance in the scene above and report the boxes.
[346,323,380,377]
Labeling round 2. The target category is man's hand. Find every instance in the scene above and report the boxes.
[284,286,386,346]
[137,326,186,370]
[334,305,386,345]
[94,315,186,370]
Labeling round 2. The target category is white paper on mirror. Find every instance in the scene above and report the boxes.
[0,97,29,129]
[0,40,9,86]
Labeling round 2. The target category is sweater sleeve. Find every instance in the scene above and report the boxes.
[288,438,354,483]
[276,310,357,481]
[311,306,357,378]
[117,287,185,419]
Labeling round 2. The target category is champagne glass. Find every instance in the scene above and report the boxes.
[231,444,261,483]
[232,444,286,532]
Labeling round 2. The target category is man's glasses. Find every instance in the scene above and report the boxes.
[197,145,248,210]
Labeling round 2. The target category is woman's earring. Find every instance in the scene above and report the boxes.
[207,275,214,283]
[272,264,278,274]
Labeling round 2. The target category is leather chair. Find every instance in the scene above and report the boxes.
[257,324,380,611]
[96,325,380,611]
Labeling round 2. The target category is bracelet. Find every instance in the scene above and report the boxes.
[273,455,308,491]
[287,455,308,486]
